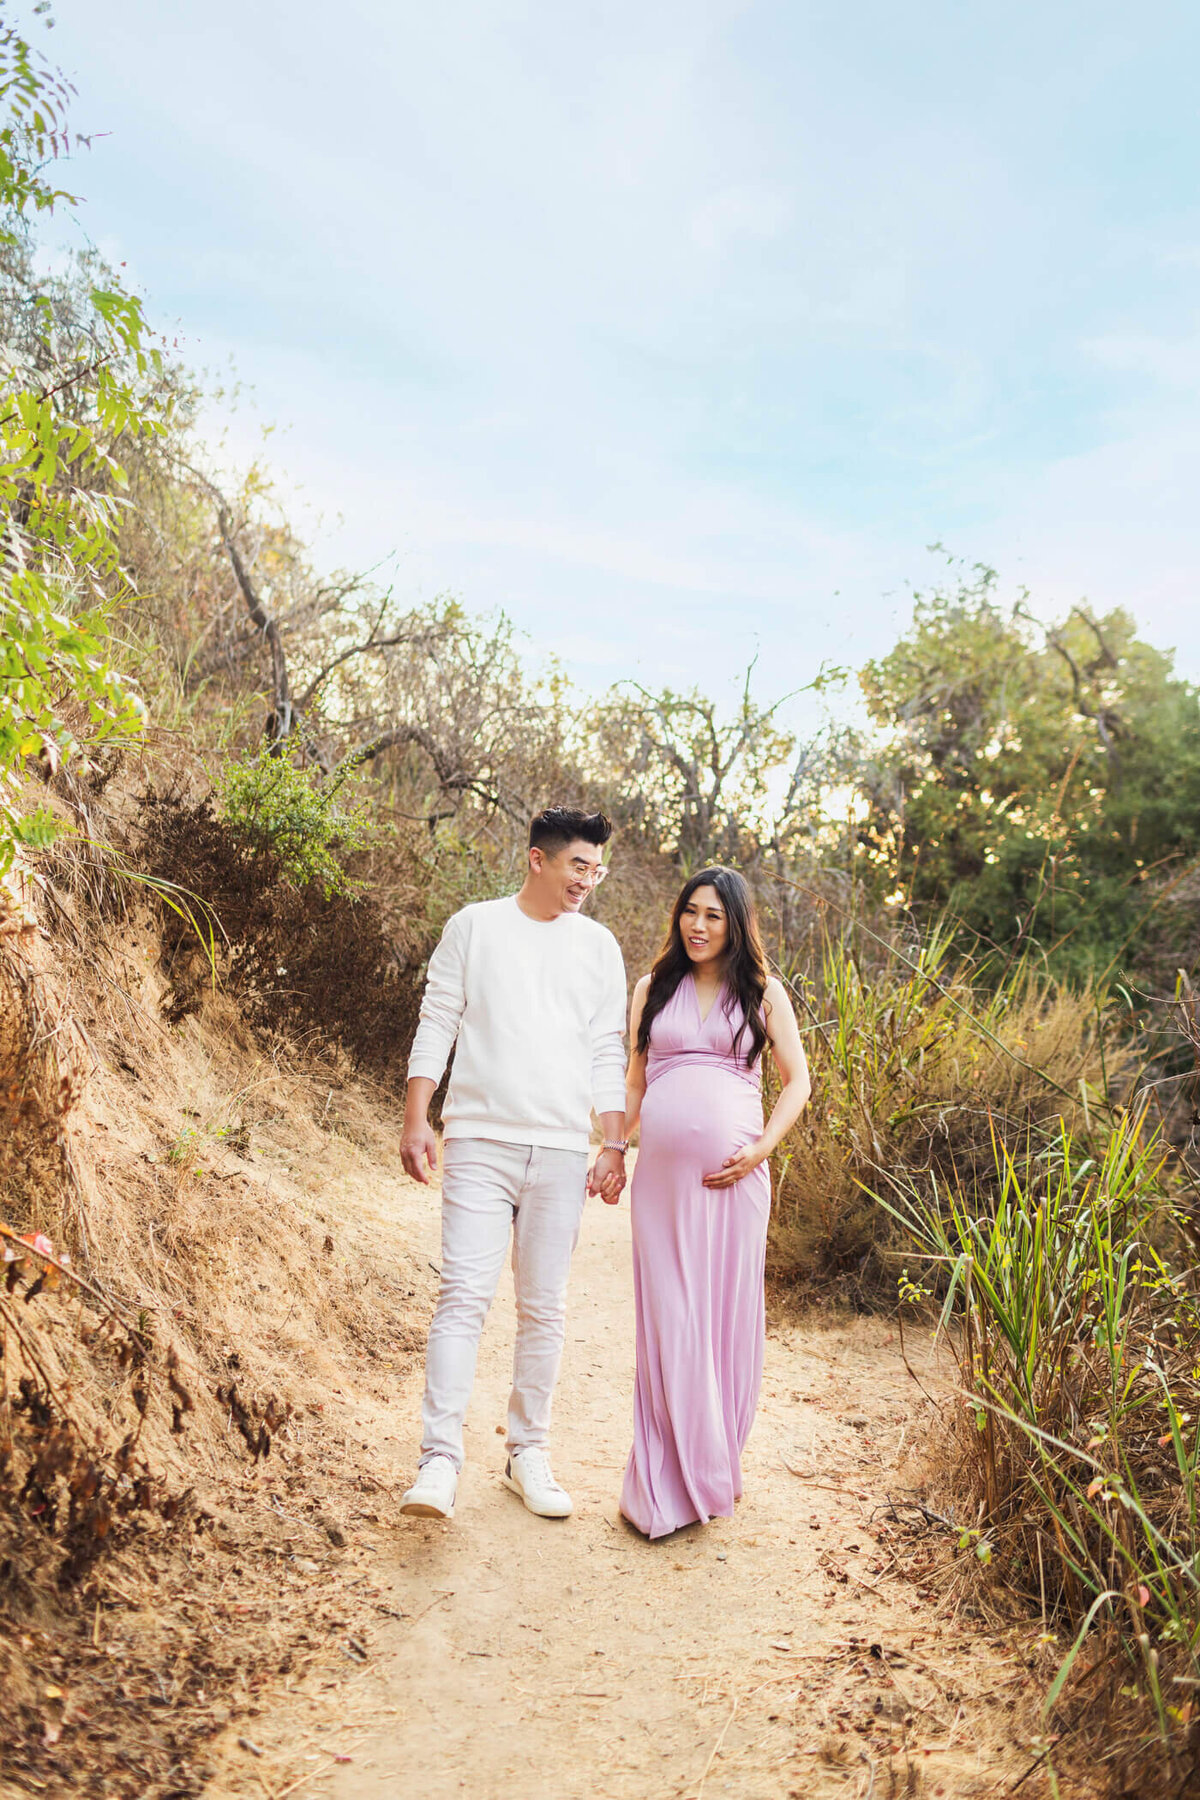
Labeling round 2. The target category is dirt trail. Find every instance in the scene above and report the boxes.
[211,1166,1046,1800]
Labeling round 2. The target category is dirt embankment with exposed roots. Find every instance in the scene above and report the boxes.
[1,844,430,1797]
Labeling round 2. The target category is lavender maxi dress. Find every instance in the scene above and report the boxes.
[620,975,771,1539]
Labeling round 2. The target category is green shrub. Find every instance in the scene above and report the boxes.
[215,755,372,898]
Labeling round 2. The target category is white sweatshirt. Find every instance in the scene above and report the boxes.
[407,895,628,1152]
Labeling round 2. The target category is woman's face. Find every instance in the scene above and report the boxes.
[678,884,729,968]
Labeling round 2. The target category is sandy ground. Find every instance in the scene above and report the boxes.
[207,1164,1049,1800]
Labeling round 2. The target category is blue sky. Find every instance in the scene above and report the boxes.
[32,0,1200,708]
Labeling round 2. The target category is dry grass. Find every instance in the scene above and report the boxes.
[6,753,1189,1795]
[0,869,88,1246]
[767,926,1111,1299]
[590,837,679,992]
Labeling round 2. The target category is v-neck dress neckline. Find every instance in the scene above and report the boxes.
[689,971,725,1029]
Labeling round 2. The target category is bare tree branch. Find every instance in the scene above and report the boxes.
[215,503,292,743]
[336,723,441,772]
[294,610,433,713]
[332,724,528,824]
[1046,624,1122,782]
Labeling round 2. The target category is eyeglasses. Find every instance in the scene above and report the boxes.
[568,859,609,887]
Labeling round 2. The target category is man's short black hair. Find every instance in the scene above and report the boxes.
[529,806,613,856]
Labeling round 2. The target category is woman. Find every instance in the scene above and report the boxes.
[619,867,810,1539]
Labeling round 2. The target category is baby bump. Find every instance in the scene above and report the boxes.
[640,1062,763,1168]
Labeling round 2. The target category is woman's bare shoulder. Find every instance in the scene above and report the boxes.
[763,974,792,1008]
[633,971,653,996]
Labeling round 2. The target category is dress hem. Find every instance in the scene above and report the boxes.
[619,1502,738,1541]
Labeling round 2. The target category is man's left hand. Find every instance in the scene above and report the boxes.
[588,1147,627,1205]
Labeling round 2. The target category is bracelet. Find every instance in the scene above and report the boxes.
[602,1139,629,1154]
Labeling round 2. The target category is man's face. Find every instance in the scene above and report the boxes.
[529,838,606,912]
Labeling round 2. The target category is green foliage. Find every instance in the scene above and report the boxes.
[874,1115,1200,1768]
[166,1124,202,1170]
[766,916,1106,1294]
[0,18,164,875]
[215,755,372,897]
[0,590,146,870]
[0,21,77,235]
[854,563,1200,980]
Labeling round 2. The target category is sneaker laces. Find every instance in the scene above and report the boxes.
[516,1447,560,1491]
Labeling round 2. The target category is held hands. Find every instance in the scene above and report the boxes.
[588,1146,627,1206]
[702,1138,769,1189]
[401,1121,439,1185]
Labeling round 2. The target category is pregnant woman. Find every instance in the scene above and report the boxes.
[619,867,811,1539]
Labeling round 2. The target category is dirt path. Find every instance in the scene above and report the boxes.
[211,1168,1046,1800]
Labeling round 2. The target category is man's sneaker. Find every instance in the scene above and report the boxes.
[502,1447,573,1518]
[400,1454,457,1520]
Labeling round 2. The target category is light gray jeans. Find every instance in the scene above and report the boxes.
[419,1137,589,1470]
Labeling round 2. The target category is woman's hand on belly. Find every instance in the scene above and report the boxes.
[701,1135,771,1189]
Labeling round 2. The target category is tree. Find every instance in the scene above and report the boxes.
[0,19,164,874]
[854,563,1200,977]
[343,607,583,840]
[590,662,842,870]
[122,436,578,854]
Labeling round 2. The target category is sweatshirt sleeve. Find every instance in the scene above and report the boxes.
[406,910,468,1084]
[590,932,629,1116]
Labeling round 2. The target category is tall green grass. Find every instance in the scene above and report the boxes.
[873,1115,1200,1785]
[766,926,1109,1295]
[766,920,1200,1784]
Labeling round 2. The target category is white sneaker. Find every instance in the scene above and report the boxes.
[502,1447,573,1518]
[400,1454,457,1520]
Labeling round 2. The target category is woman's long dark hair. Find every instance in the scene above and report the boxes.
[637,867,769,1066]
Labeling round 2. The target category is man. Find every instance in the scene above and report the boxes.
[398,806,628,1523]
